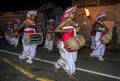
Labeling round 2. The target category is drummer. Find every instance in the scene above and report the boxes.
[44,19,55,52]
[89,13,108,61]
[4,21,13,45]
[9,19,21,47]
[16,10,38,64]
[54,5,80,81]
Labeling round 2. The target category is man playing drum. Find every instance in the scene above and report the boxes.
[16,10,38,64]
[4,21,14,45]
[89,13,111,61]
[9,19,21,47]
[54,5,82,81]
[44,19,55,52]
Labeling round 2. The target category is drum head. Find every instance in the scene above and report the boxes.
[101,31,112,44]
[75,35,85,46]
[66,37,80,51]
[65,35,85,51]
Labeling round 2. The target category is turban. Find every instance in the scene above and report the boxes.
[61,5,77,21]
[96,13,106,19]
[26,10,37,18]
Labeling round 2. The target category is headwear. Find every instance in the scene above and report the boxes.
[15,19,21,24]
[26,10,37,18]
[49,19,54,23]
[25,10,37,25]
[96,13,106,19]
[61,5,77,21]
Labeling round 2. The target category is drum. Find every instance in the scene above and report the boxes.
[65,35,85,51]
[24,33,43,45]
[100,31,112,44]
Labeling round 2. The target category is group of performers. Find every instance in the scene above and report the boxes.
[4,19,21,47]
[3,4,112,81]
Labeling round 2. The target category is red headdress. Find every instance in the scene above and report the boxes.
[25,10,37,25]
[61,5,77,21]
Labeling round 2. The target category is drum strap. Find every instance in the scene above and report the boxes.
[75,37,81,46]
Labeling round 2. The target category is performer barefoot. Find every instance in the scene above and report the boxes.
[54,5,80,81]
[89,13,110,61]
[44,19,55,52]
[16,10,38,64]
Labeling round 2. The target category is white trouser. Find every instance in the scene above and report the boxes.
[5,34,11,43]
[91,32,105,57]
[44,39,54,51]
[21,37,37,59]
[54,41,77,76]
[90,36,96,49]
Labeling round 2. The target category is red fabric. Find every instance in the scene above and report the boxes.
[24,30,34,34]
[11,29,16,33]
[25,17,35,25]
[91,32,96,36]
[62,28,74,52]
[62,28,74,42]
[61,16,66,21]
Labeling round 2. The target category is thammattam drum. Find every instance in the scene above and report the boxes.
[65,35,85,51]
[23,33,43,45]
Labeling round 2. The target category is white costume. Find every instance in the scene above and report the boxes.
[54,26,78,76]
[44,39,54,51]
[90,36,96,49]
[90,13,106,61]
[19,28,37,64]
[44,19,55,52]
[19,10,37,64]
[90,32,106,59]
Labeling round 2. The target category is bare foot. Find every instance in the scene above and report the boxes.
[68,75,78,81]
[54,68,59,74]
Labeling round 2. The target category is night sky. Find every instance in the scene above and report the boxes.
[0,0,72,13]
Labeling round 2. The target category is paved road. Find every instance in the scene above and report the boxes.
[0,41,120,81]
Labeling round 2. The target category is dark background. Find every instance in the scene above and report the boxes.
[0,0,120,13]
[0,0,72,13]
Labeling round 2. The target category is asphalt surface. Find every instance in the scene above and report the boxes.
[0,39,120,81]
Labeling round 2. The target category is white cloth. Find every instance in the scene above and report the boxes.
[5,33,19,47]
[10,37,19,47]
[54,26,77,76]
[54,41,77,75]
[44,39,54,51]
[21,36,37,59]
[21,28,37,60]
[5,34,11,43]
[90,36,96,49]
[91,32,105,57]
